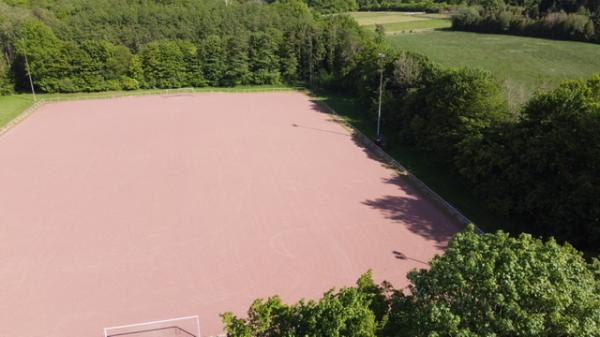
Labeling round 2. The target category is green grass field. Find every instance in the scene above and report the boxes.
[348,11,451,34]
[388,30,600,107]
[0,95,35,129]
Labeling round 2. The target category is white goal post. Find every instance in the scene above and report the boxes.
[103,315,201,337]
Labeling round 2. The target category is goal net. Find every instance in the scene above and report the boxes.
[104,315,201,337]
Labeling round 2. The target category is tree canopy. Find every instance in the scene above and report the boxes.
[396,225,600,337]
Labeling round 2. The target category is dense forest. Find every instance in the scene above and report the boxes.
[0,0,599,248]
[1,0,348,93]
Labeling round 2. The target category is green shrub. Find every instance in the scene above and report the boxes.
[15,21,68,93]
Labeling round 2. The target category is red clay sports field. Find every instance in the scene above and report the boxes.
[0,92,460,337]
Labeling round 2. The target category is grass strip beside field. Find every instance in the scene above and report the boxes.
[0,95,35,129]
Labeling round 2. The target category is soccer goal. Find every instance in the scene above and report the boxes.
[103,315,201,337]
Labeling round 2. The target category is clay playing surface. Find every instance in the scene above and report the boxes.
[0,92,460,337]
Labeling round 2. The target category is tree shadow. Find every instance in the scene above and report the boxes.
[309,98,458,248]
[308,100,399,168]
[362,176,456,249]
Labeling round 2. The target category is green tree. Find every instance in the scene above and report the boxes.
[128,54,144,89]
[248,29,282,85]
[62,40,133,92]
[139,40,192,89]
[278,32,299,83]
[15,20,68,92]
[199,35,225,86]
[178,40,205,88]
[404,67,508,157]
[0,1,32,71]
[0,55,12,94]
[456,76,600,249]
[394,225,600,337]
[221,34,250,86]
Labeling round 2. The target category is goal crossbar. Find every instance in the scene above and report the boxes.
[103,315,201,337]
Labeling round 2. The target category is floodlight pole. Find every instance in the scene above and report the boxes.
[24,53,36,102]
[376,53,385,143]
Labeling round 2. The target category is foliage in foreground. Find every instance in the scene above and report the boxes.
[223,226,600,337]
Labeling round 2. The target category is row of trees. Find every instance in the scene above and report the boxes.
[302,0,359,13]
[13,21,299,92]
[1,0,374,94]
[443,0,599,14]
[356,0,600,14]
[366,48,599,250]
[223,226,600,337]
[452,6,599,42]
[356,0,450,12]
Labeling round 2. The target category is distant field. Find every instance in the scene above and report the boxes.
[388,30,600,107]
[348,11,451,33]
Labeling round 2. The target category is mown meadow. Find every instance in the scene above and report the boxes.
[348,10,600,108]
[388,30,600,108]
[348,11,451,33]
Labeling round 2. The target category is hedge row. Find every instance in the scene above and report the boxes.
[452,7,599,43]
